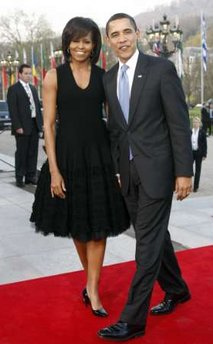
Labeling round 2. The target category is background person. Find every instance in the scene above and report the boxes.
[98,13,193,341]
[209,102,213,135]
[7,64,42,187]
[30,17,129,317]
[201,103,211,136]
[191,117,207,192]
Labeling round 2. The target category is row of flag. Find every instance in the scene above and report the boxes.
[1,43,50,91]
[1,42,107,91]
[1,13,208,95]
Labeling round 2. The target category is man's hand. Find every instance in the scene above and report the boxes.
[116,173,121,187]
[16,128,24,134]
[175,176,192,201]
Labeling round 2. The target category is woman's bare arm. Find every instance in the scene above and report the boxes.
[42,69,66,198]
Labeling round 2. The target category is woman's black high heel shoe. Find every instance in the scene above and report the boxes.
[82,288,108,317]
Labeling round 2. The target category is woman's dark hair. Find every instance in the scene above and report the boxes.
[106,13,138,37]
[62,17,102,64]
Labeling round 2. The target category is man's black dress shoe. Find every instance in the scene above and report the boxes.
[16,180,24,188]
[25,179,37,185]
[98,321,145,341]
[82,288,108,317]
[150,291,191,315]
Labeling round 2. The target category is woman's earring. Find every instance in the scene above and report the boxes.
[67,48,70,55]
[90,50,94,58]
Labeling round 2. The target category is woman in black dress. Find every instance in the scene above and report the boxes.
[30,17,129,316]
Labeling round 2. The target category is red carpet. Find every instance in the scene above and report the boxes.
[0,246,213,344]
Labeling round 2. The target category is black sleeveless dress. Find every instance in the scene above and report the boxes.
[30,63,129,242]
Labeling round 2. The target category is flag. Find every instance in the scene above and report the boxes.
[31,46,39,86]
[1,66,8,98]
[153,41,161,56]
[22,48,27,63]
[2,66,8,88]
[201,12,208,72]
[40,43,47,80]
[99,45,107,69]
[50,42,56,68]
[176,41,184,78]
[10,73,15,85]
[15,50,19,82]
[15,50,19,60]
[98,34,107,69]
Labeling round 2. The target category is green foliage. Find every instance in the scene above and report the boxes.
[206,26,213,47]
[189,107,202,127]
[185,33,201,47]
[185,27,213,47]
[189,108,201,117]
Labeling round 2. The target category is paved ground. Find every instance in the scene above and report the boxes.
[0,130,213,285]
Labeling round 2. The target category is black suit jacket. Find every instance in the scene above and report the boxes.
[104,52,193,199]
[7,81,43,135]
[192,128,207,157]
[201,107,210,124]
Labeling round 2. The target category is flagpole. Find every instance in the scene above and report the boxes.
[1,69,6,100]
[200,11,208,104]
[23,48,27,63]
[39,43,43,98]
[40,43,43,79]
[201,11,204,104]
[31,46,34,86]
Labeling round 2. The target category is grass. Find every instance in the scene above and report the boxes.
[189,107,201,126]
[189,107,201,118]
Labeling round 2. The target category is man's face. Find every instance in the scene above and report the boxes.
[19,67,32,83]
[107,18,140,63]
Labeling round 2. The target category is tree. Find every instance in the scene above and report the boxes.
[0,10,56,52]
[182,54,213,105]
[182,57,194,105]
[0,10,60,96]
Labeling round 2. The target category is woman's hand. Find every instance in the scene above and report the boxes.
[50,171,66,199]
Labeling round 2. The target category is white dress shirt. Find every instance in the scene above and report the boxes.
[19,80,36,118]
[116,50,139,161]
[117,49,139,97]
[191,128,199,151]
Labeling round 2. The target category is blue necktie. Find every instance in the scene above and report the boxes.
[118,65,133,159]
[118,64,129,123]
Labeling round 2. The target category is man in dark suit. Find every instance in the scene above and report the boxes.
[7,64,42,187]
[201,103,211,136]
[98,13,193,341]
[191,117,207,192]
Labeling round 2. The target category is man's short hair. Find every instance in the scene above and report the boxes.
[106,13,138,36]
[18,64,31,74]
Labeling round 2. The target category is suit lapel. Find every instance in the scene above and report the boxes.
[128,53,150,126]
[18,81,30,102]
[30,85,36,103]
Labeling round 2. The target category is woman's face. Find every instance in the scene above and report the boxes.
[69,32,94,63]
[193,119,200,129]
